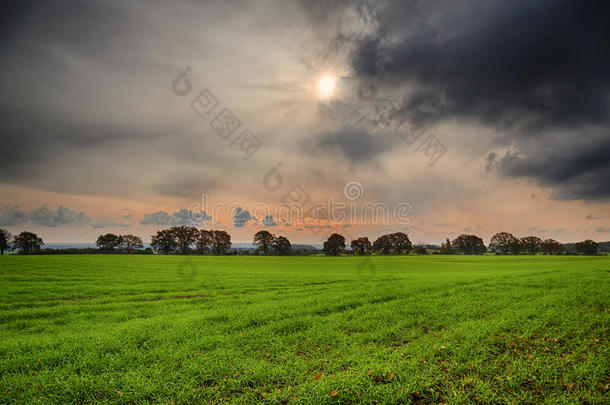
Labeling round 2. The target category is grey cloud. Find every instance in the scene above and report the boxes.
[586,214,602,220]
[318,126,389,164]
[233,207,252,228]
[596,227,610,233]
[0,207,29,226]
[0,205,129,228]
[140,209,211,227]
[262,215,278,227]
[347,0,610,200]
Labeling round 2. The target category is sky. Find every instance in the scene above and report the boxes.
[0,0,609,245]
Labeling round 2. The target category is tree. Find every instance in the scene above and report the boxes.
[489,232,520,254]
[373,232,412,255]
[373,234,392,255]
[519,236,542,255]
[540,239,565,255]
[389,232,412,254]
[211,230,231,255]
[253,230,275,255]
[120,234,143,253]
[171,226,198,254]
[452,234,486,255]
[95,233,122,252]
[574,239,598,255]
[13,231,43,254]
[274,236,292,256]
[439,238,454,254]
[323,233,345,256]
[196,229,213,254]
[151,229,178,254]
[350,237,371,255]
[0,229,12,255]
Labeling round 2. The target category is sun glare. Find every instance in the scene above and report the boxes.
[316,75,336,99]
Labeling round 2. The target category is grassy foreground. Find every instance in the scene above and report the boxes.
[0,255,608,404]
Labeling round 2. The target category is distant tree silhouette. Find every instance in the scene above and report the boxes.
[323,233,345,256]
[0,228,12,255]
[95,233,122,252]
[274,236,292,256]
[452,234,486,255]
[254,230,275,255]
[13,231,43,254]
[170,226,198,254]
[120,234,143,253]
[574,239,598,255]
[211,230,231,255]
[151,229,178,254]
[412,244,427,254]
[350,237,371,255]
[519,236,542,255]
[196,229,213,254]
[540,239,565,255]
[489,232,520,254]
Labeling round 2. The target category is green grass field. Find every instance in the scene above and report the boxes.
[0,255,608,404]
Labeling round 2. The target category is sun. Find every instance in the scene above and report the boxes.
[316,75,337,99]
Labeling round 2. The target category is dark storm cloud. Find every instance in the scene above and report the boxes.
[498,136,610,200]
[140,209,211,227]
[0,206,129,228]
[318,126,389,164]
[348,0,610,200]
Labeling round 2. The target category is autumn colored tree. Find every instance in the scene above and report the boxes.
[170,226,198,254]
[372,234,392,255]
[196,229,214,254]
[574,239,598,255]
[540,239,565,255]
[489,232,520,254]
[274,236,292,256]
[350,237,371,255]
[389,232,412,254]
[0,228,12,255]
[452,234,486,255]
[120,234,143,253]
[519,236,542,255]
[211,230,231,255]
[323,233,345,256]
[254,230,275,255]
[12,231,43,254]
[373,232,412,255]
[151,229,177,254]
[95,233,122,252]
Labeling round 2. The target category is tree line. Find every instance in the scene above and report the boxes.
[0,227,603,256]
